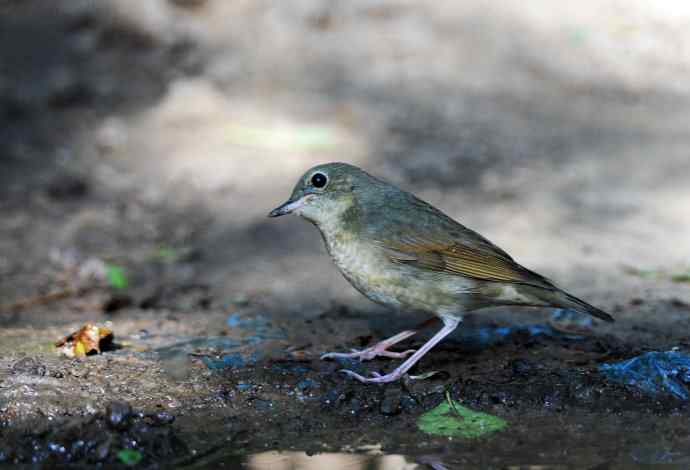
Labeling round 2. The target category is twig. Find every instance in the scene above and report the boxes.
[0,286,95,313]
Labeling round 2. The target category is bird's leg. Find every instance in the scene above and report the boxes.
[320,317,439,362]
[340,316,461,384]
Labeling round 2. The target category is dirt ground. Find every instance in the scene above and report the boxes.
[2,1,690,468]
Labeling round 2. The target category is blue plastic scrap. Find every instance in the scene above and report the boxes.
[202,352,260,370]
[226,313,271,329]
[226,312,287,341]
[599,351,690,400]
[459,323,581,347]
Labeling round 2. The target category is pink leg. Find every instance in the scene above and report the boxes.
[320,317,439,362]
[340,316,461,384]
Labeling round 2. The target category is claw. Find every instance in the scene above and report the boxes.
[338,368,405,384]
[339,369,370,382]
[320,351,354,360]
[321,347,417,362]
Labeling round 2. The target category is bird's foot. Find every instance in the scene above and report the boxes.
[338,368,432,383]
[320,345,415,362]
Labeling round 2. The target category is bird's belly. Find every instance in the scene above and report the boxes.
[327,241,399,306]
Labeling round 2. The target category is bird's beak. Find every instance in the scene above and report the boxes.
[268,196,308,217]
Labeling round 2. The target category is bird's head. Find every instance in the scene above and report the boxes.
[268,162,366,226]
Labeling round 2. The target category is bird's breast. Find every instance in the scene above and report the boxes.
[319,228,473,315]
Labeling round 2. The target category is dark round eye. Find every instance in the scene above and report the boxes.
[310,172,328,188]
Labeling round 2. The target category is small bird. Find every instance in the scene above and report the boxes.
[269,163,613,384]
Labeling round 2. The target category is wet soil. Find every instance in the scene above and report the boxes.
[3,301,690,468]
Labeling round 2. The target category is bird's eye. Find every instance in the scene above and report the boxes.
[310,172,328,188]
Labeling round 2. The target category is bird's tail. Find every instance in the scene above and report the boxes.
[557,291,614,323]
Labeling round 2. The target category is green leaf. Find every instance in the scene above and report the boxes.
[623,264,690,283]
[153,245,178,262]
[417,397,507,439]
[106,264,129,290]
[671,271,690,283]
[117,448,142,466]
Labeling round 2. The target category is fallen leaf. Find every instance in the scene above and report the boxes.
[417,394,507,438]
[117,448,143,466]
[55,323,114,358]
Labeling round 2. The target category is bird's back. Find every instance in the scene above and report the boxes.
[347,172,612,322]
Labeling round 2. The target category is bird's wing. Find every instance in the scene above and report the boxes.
[376,229,555,288]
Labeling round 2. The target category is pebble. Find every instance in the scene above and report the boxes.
[380,387,402,416]
[107,401,133,430]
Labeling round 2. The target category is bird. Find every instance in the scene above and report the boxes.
[268,162,613,384]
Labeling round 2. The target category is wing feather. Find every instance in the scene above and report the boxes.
[377,231,554,288]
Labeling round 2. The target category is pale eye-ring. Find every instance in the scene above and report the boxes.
[310,172,328,188]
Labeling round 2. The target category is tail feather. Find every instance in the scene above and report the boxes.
[560,291,614,323]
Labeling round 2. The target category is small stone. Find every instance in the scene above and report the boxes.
[11,357,47,376]
[400,392,418,412]
[148,411,175,426]
[106,401,132,430]
[348,398,362,415]
[102,294,133,313]
[511,358,534,376]
[46,174,89,200]
[253,399,273,411]
[380,387,402,416]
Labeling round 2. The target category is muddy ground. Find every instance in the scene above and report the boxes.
[2,1,690,468]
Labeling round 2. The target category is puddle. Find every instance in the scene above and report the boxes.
[150,311,289,379]
[187,450,442,470]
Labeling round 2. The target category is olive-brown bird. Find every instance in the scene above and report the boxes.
[269,163,613,383]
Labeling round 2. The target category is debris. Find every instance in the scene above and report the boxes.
[46,173,89,200]
[417,393,507,438]
[55,323,114,358]
[600,351,690,400]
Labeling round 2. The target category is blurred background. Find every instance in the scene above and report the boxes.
[3,1,690,467]
[2,0,690,323]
